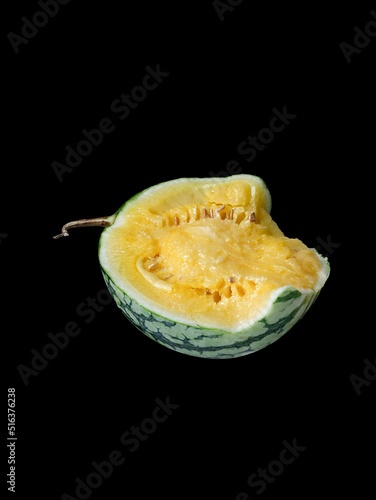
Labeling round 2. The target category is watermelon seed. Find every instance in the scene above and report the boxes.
[250,212,256,222]
[201,207,208,218]
[147,261,159,271]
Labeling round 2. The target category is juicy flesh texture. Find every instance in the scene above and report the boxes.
[102,179,324,329]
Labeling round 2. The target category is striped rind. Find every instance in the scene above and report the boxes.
[101,269,322,359]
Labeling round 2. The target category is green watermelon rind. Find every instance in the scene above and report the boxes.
[101,268,324,359]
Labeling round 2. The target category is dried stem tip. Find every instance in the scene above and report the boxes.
[53,215,115,239]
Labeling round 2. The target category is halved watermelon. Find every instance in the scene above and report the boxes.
[54,174,330,359]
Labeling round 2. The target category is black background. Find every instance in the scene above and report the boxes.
[2,1,375,499]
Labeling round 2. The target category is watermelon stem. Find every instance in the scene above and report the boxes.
[53,215,115,239]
